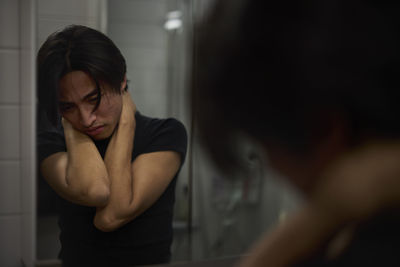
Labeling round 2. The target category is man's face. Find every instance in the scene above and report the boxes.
[58,71,124,140]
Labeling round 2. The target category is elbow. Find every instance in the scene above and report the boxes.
[94,203,140,232]
[93,212,121,232]
[87,181,110,207]
[65,172,110,207]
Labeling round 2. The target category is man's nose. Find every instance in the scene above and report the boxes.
[79,106,96,127]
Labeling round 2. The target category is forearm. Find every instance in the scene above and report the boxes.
[94,120,136,231]
[239,141,400,267]
[64,125,110,206]
[105,120,135,208]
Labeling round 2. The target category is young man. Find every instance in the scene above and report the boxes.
[37,25,187,266]
[193,0,400,266]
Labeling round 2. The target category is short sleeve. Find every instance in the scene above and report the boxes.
[37,121,66,165]
[134,115,188,164]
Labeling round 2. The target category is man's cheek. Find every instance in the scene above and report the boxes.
[64,117,82,131]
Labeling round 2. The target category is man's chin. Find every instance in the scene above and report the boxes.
[87,127,113,140]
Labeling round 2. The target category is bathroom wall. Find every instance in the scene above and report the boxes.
[0,0,36,266]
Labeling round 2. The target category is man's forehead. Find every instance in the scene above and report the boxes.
[58,71,99,99]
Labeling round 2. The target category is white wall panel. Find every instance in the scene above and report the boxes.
[108,0,167,23]
[37,19,99,43]
[0,106,20,159]
[0,0,23,265]
[37,0,105,50]
[128,67,167,93]
[0,161,21,214]
[108,0,169,118]
[122,47,167,69]
[0,50,20,104]
[108,23,167,49]
[131,90,168,118]
[0,0,19,47]
[38,0,98,17]
[20,0,37,265]
[0,216,21,267]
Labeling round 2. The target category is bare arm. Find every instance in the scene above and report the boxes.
[94,151,181,232]
[237,141,400,267]
[236,204,345,267]
[93,92,181,232]
[40,119,110,207]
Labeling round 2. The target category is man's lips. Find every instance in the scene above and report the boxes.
[85,125,105,135]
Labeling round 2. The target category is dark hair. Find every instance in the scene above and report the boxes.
[193,0,400,170]
[37,25,127,126]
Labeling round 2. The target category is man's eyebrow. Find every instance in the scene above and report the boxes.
[58,88,100,105]
[82,88,99,100]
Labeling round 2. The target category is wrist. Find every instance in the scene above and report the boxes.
[64,125,92,146]
[117,116,136,130]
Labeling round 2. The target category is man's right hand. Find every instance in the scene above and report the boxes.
[61,116,72,130]
[119,91,136,127]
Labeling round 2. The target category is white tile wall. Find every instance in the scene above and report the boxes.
[37,19,100,45]
[0,0,19,48]
[37,0,104,50]
[0,0,36,266]
[20,0,37,265]
[0,216,21,267]
[38,0,101,20]
[0,106,20,160]
[0,161,21,214]
[0,50,20,104]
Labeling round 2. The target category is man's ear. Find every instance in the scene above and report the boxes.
[120,75,127,92]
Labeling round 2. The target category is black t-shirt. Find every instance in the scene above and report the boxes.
[37,112,187,266]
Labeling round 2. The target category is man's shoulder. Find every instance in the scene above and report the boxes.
[37,123,66,165]
[133,112,187,158]
[135,112,186,136]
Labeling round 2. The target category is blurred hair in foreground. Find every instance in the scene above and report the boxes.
[192,1,400,266]
[193,0,400,177]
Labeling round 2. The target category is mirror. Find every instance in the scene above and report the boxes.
[36,0,299,265]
